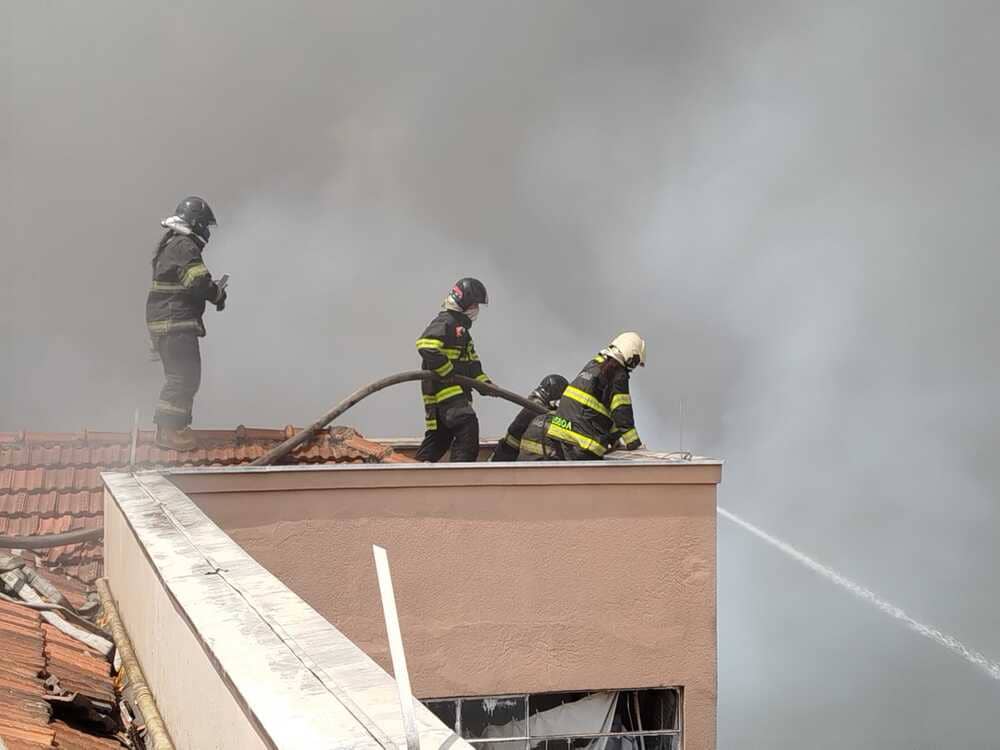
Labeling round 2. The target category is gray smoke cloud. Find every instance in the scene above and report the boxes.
[4,1,1000,746]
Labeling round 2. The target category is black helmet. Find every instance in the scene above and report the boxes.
[535,373,569,409]
[175,196,217,230]
[449,277,489,310]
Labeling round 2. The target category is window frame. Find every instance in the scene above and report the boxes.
[423,688,683,748]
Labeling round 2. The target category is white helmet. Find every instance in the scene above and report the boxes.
[606,332,646,370]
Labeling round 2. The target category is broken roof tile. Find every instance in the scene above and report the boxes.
[0,598,121,749]
[50,720,121,750]
[0,600,53,749]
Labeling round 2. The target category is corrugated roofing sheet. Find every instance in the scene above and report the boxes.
[0,425,408,585]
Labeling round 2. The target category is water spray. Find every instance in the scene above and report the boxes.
[718,506,1000,682]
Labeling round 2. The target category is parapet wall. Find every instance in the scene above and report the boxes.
[102,470,466,750]
[174,460,722,750]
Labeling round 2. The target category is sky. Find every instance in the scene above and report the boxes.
[4,1,1000,746]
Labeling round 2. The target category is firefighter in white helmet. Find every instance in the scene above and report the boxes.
[536,332,645,461]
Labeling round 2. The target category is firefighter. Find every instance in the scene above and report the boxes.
[146,196,226,451]
[414,278,493,462]
[544,332,646,460]
[490,374,568,461]
[517,412,563,461]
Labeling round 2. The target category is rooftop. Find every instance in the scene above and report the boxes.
[0,425,408,750]
[0,426,409,585]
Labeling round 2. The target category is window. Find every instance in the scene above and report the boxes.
[424,688,681,750]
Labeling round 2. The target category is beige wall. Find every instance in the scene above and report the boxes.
[176,462,720,750]
[103,485,272,750]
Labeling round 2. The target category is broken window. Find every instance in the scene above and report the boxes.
[424,688,681,750]
[461,696,527,740]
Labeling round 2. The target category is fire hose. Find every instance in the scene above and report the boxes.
[0,526,104,549]
[0,372,546,549]
[252,370,547,466]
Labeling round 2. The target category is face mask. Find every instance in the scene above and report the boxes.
[465,305,480,321]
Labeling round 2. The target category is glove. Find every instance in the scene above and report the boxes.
[212,284,228,311]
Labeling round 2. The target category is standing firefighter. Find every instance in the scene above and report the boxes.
[415,278,492,462]
[544,332,646,460]
[490,374,567,462]
[146,196,227,451]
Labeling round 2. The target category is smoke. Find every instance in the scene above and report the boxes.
[4,0,1000,746]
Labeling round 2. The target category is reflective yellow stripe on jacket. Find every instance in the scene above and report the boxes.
[150,281,187,293]
[416,339,465,361]
[423,385,463,404]
[504,433,521,450]
[563,386,611,418]
[181,263,209,287]
[519,437,544,456]
[610,393,632,411]
[546,421,607,456]
[147,319,203,334]
[621,428,639,445]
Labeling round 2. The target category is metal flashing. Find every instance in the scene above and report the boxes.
[102,470,468,750]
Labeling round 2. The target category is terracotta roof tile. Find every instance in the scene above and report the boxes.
[0,426,407,587]
[50,720,120,750]
[0,599,121,749]
[0,600,53,749]
[41,624,115,705]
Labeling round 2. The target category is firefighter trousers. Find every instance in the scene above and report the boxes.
[556,443,604,461]
[154,333,202,429]
[415,402,480,463]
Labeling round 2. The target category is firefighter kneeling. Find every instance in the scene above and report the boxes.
[489,374,568,462]
[518,332,645,461]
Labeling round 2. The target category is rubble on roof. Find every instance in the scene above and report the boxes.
[0,598,120,749]
[0,425,409,586]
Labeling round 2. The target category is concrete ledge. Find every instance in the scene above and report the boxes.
[103,470,468,750]
[168,457,723,497]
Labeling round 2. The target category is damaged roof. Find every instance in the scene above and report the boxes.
[0,426,409,586]
[0,598,118,750]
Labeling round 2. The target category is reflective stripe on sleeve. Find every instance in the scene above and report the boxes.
[180,263,209,287]
[475,373,490,383]
[610,393,632,411]
[425,419,438,431]
[621,428,639,445]
[504,433,521,450]
[434,361,455,377]
[563,386,611,418]
[416,338,445,350]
